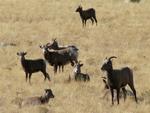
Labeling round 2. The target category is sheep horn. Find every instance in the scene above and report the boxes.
[108,56,117,61]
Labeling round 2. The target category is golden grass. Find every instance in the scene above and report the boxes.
[0,0,150,113]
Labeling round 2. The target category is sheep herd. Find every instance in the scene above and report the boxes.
[16,4,139,107]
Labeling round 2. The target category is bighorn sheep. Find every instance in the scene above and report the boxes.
[76,5,97,27]
[73,61,90,81]
[101,56,137,105]
[39,45,76,73]
[46,39,78,68]
[17,52,50,83]
[21,89,54,107]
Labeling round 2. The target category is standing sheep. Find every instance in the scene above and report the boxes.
[76,5,97,27]
[46,39,79,69]
[39,45,76,73]
[17,52,50,84]
[101,56,137,105]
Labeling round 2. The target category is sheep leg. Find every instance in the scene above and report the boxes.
[110,88,114,105]
[122,87,127,102]
[90,18,94,25]
[41,70,50,81]
[93,16,97,25]
[82,19,84,27]
[116,88,120,104]
[54,65,57,74]
[128,84,138,103]
[46,73,50,81]
[85,20,87,26]
[29,73,32,84]
[25,72,28,82]
[59,65,61,73]
[62,65,64,72]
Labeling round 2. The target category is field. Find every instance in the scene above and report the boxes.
[0,0,150,113]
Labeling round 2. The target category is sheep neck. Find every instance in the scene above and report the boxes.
[79,10,84,18]
[40,96,49,104]
[21,56,26,69]
[106,68,113,80]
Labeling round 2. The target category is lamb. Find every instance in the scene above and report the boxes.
[39,45,76,73]
[101,56,137,105]
[76,5,97,27]
[21,89,54,107]
[73,61,90,81]
[17,52,50,84]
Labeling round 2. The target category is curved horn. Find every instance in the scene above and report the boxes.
[108,56,117,61]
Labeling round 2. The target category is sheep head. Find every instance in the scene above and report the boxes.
[101,56,117,71]
[44,89,55,98]
[17,52,27,57]
[76,5,82,12]
[46,38,58,49]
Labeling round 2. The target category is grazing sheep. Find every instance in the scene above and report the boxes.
[101,56,137,105]
[17,52,50,84]
[39,45,76,73]
[21,89,54,107]
[76,5,97,27]
[74,61,90,81]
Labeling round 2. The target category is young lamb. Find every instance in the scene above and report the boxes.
[74,61,90,81]
[39,45,76,73]
[101,56,137,105]
[76,5,97,27]
[17,52,50,84]
[21,89,54,107]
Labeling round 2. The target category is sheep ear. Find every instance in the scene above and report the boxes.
[45,89,48,93]
[80,64,83,67]
[23,52,27,55]
[17,52,20,56]
[54,38,56,41]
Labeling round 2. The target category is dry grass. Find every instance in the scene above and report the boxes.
[0,0,150,113]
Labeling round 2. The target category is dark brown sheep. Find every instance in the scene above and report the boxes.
[17,52,50,84]
[39,45,76,73]
[76,5,97,27]
[101,56,137,105]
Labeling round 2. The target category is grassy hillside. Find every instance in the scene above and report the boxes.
[0,0,150,113]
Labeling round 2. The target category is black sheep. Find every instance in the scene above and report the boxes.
[76,5,97,27]
[40,45,75,73]
[17,52,50,84]
[101,56,137,105]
